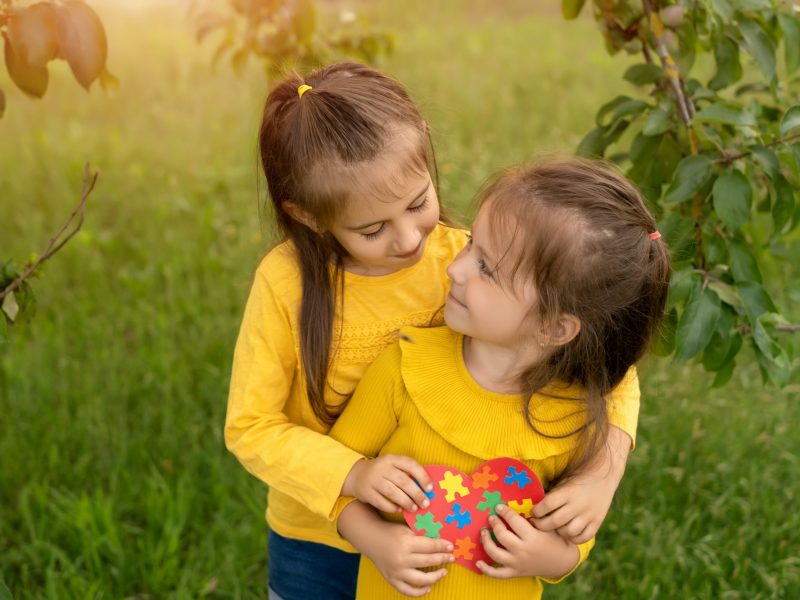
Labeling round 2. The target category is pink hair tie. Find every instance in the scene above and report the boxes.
[649,230,662,240]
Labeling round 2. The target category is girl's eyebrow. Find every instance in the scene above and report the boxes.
[346,182,430,230]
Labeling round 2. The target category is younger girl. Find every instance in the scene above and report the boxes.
[329,157,671,599]
[225,63,641,600]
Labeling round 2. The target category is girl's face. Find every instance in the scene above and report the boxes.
[327,133,440,276]
[444,200,538,347]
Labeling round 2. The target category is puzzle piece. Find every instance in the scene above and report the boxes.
[504,466,532,489]
[471,465,499,490]
[476,490,504,516]
[414,512,443,538]
[445,503,472,529]
[414,480,436,500]
[439,470,470,502]
[454,536,476,561]
[507,498,534,518]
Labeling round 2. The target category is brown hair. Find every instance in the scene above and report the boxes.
[480,157,671,476]
[259,62,437,425]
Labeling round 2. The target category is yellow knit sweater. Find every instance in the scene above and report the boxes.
[226,224,470,550]
[329,326,641,600]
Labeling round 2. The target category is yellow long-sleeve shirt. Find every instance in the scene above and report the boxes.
[330,326,641,599]
[225,224,471,550]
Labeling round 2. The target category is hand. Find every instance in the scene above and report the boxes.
[338,501,454,598]
[531,426,631,543]
[342,455,434,513]
[368,521,454,597]
[476,504,579,580]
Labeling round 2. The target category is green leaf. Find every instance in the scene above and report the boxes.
[709,32,742,91]
[707,278,743,308]
[577,127,608,158]
[710,0,734,21]
[749,145,779,180]
[623,63,662,86]
[664,155,714,204]
[661,212,697,262]
[728,237,762,283]
[751,319,790,387]
[596,95,633,126]
[54,0,108,89]
[778,14,800,74]
[712,170,752,230]
[675,285,722,361]
[735,280,776,320]
[1,291,18,322]
[779,105,800,138]
[609,99,649,124]
[562,0,587,20]
[643,107,671,136]
[711,356,736,387]
[739,17,776,82]
[772,175,795,236]
[702,310,737,371]
[694,102,757,127]
[667,267,701,310]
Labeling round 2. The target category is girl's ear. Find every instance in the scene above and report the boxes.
[283,201,319,232]
[545,314,581,347]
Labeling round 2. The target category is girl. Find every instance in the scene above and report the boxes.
[225,63,640,600]
[329,157,671,599]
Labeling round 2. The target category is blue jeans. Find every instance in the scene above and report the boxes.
[267,530,359,600]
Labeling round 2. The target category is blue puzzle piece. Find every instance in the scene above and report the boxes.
[413,479,435,500]
[444,503,472,529]
[504,466,532,489]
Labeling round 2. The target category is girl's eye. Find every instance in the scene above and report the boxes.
[407,197,429,213]
[362,224,386,240]
[478,259,493,278]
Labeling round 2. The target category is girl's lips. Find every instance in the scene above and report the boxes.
[447,291,466,308]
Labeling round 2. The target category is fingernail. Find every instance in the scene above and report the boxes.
[426,484,433,491]
[488,515,496,524]
[422,500,430,508]
[446,543,453,551]
[412,505,418,511]
[496,504,506,513]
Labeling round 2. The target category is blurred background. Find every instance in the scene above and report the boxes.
[1,0,798,597]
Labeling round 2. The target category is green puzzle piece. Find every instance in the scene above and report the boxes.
[414,511,443,538]
[477,490,504,516]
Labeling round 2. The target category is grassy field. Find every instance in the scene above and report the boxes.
[1,0,799,598]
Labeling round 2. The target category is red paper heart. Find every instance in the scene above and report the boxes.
[402,458,545,573]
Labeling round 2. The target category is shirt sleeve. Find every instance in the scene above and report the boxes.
[224,265,364,520]
[606,366,641,449]
[327,342,405,520]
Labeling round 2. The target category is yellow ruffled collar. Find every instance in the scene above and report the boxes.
[399,326,588,460]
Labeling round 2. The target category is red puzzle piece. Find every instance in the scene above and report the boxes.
[403,458,545,573]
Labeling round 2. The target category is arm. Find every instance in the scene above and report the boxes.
[330,342,434,514]
[532,368,640,543]
[338,501,453,598]
[225,264,364,519]
[477,504,588,581]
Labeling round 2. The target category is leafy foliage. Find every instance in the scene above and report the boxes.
[189,0,393,77]
[0,0,116,110]
[566,0,800,387]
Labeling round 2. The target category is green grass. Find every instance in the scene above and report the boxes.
[1,1,799,598]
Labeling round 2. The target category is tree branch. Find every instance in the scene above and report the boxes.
[1,163,98,302]
[716,131,800,164]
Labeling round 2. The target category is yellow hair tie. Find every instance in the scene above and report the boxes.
[297,84,312,98]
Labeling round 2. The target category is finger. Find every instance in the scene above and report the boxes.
[402,567,448,589]
[411,552,455,569]
[557,517,587,541]
[488,514,522,550]
[531,505,573,531]
[480,528,513,565]
[392,580,430,598]
[409,536,454,555]
[379,478,420,512]
[568,523,594,545]
[475,560,515,579]
[531,490,567,518]
[391,455,434,492]
[495,504,535,539]
[386,470,432,510]
[365,490,403,514]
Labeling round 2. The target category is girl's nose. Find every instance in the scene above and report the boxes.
[398,226,422,255]
[446,248,467,282]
